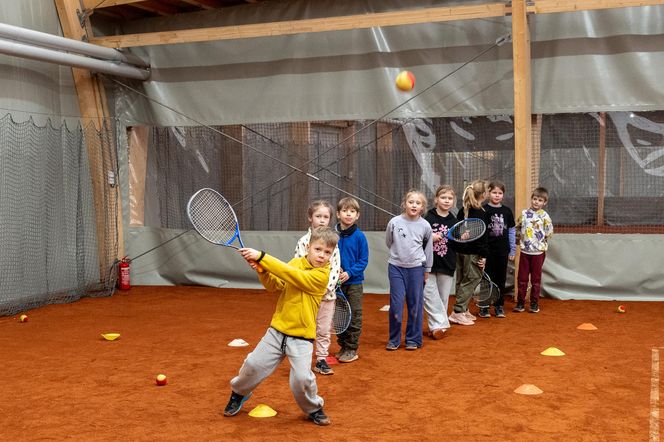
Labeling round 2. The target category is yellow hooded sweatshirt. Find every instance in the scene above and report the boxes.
[257,254,330,340]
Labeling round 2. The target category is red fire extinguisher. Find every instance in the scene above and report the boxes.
[118,257,131,290]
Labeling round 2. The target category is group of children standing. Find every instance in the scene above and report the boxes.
[222,182,552,426]
[386,181,553,348]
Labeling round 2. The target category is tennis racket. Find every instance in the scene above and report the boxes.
[186,188,263,271]
[446,218,486,243]
[473,272,499,308]
[331,288,352,335]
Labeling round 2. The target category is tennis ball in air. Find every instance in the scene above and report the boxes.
[19,314,28,323]
[395,70,415,91]
[617,305,626,313]
[156,374,168,386]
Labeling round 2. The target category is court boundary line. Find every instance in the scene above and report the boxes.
[651,347,661,442]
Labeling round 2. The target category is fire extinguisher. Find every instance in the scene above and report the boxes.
[118,257,131,290]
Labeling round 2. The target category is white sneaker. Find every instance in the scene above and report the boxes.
[463,311,477,321]
[449,312,474,326]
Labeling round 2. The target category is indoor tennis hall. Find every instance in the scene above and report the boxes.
[1,1,663,441]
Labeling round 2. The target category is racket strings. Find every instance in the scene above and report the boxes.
[473,279,494,307]
[449,219,485,242]
[188,191,238,245]
[333,295,352,335]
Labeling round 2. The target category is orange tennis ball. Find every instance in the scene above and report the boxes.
[395,70,415,91]
[19,314,28,323]
[617,305,626,313]
[156,374,168,386]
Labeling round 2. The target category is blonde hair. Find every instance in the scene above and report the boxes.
[401,189,427,215]
[337,197,360,212]
[310,226,339,248]
[434,184,455,202]
[462,180,487,217]
[308,200,333,219]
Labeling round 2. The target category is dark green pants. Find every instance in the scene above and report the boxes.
[454,254,483,313]
[337,284,363,351]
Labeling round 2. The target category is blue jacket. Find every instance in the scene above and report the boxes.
[335,223,369,285]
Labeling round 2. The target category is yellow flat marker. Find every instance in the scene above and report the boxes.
[540,347,565,356]
[514,384,543,395]
[101,333,120,341]
[577,323,598,330]
[249,404,277,418]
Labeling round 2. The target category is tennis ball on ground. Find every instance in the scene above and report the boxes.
[617,305,626,313]
[156,374,168,386]
[19,314,28,323]
[395,70,415,91]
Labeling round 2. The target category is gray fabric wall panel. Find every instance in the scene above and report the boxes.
[0,0,81,126]
[110,2,664,126]
[127,230,664,301]
[545,234,664,301]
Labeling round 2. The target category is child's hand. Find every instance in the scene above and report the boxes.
[509,254,515,261]
[476,258,486,270]
[460,230,470,241]
[238,248,260,262]
[432,232,443,242]
[339,271,350,284]
[238,248,265,273]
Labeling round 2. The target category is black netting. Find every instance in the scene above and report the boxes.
[0,114,118,316]
[131,111,664,233]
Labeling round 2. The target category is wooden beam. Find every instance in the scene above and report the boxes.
[130,1,181,16]
[527,0,664,14]
[90,3,509,48]
[512,0,533,302]
[597,112,607,226]
[178,0,216,10]
[89,0,664,48]
[83,0,145,8]
[55,0,123,277]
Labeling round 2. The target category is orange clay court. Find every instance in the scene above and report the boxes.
[0,286,662,441]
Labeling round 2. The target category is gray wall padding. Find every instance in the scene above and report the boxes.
[126,229,664,301]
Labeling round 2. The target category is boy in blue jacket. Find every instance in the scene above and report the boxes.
[334,197,369,363]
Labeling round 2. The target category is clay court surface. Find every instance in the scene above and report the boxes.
[1,286,661,441]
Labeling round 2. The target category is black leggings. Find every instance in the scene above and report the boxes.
[485,254,509,306]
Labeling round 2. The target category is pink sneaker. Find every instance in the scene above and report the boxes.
[448,312,474,326]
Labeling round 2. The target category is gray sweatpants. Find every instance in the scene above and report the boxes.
[230,327,324,414]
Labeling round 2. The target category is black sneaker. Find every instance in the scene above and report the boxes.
[529,303,540,313]
[308,408,331,426]
[313,359,334,375]
[223,391,252,417]
[513,302,525,313]
[494,306,506,318]
[478,307,491,318]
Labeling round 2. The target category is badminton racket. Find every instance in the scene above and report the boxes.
[446,218,486,243]
[332,288,352,335]
[186,188,263,272]
[473,272,499,308]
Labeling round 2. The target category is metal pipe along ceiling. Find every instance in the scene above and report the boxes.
[0,22,148,68]
[0,38,150,80]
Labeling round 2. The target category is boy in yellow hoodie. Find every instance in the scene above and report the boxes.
[224,226,339,426]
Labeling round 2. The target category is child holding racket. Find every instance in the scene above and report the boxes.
[514,187,553,313]
[482,180,516,318]
[334,197,369,363]
[449,180,489,326]
[225,226,339,426]
[295,201,341,376]
[385,189,433,351]
[423,185,458,339]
